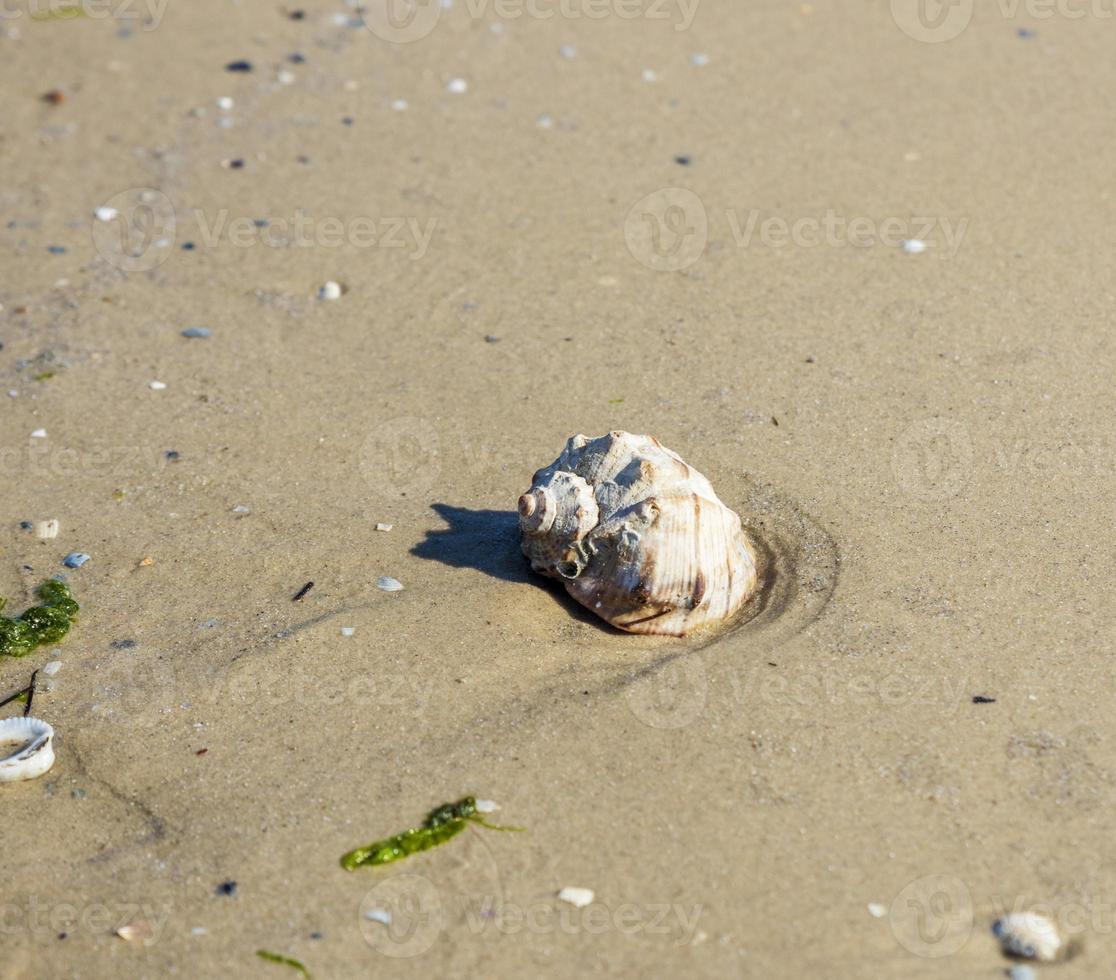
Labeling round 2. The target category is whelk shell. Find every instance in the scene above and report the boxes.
[0,716,56,782]
[518,432,758,636]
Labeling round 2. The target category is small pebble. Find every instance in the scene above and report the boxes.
[391,99,408,111]
[483,335,500,343]
[231,504,250,514]
[690,52,710,66]
[867,903,887,918]
[31,429,47,438]
[225,60,253,72]
[375,523,393,532]
[318,281,342,301]
[217,96,234,111]
[149,380,167,390]
[215,880,237,897]
[181,327,212,338]
[340,627,355,637]
[42,661,63,676]
[641,68,658,82]
[111,639,137,649]
[447,78,468,94]
[1008,967,1037,980]
[559,44,577,60]
[94,206,118,222]
[277,69,295,85]
[558,887,594,909]
[475,799,499,813]
[364,909,392,925]
[19,521,32,530]
[377,576,404,592]
[63,552,90,569]
[43,90,65,105]
[536,114,554,129]
[901,239,927,254]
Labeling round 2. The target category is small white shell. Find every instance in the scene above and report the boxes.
[519,432,758,636]
[0,716,56,782]
[993,912,1064,962]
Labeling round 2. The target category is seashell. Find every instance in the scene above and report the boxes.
[993,912,1065,962]
[518,431,758,636]
[0,716,56,782]
[34,519,60,540]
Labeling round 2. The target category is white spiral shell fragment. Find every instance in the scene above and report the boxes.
[0,716,56,782]
[518,432,758,636]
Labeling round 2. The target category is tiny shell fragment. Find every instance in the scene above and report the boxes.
[0,717,56,782]
[558,887,595,909]
[34,519,59,539]
[377,576,404,592]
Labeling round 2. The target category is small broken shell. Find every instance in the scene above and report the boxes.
[519,432,758,636]
[0,716,56,782]
[993,912,1065,962]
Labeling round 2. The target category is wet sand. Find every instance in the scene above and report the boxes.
[3,1,1116,977]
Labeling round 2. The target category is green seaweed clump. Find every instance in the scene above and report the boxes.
[0,580,79,657]
[341,796,522,870]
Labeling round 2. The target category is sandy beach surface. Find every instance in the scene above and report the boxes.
[3,1,1115,977]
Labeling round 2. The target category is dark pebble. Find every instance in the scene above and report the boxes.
[19,521,32,530]
[225,60,253,72]
[165,450,181,460]
[111,639,137,649]
[216,880,237,897]
[288,9,305,19]
[341,116,354,126]
[181,241,195,250]
[47,245,66,254]
[674,155,692,166]
[288,52,306,63]
[1017,27,1035,38]
[228,159,245,169]
[484,335,500,343]
[972,695,997,704]
[181,327,212,338]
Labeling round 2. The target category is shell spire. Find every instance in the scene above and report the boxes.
[518,432,758,636]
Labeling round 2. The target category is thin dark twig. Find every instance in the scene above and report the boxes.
[23,669,38,717]
[292,581,314,602]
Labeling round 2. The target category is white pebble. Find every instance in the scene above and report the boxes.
[365,909,392,925]
[558,887,594,909]
[318,281,342,301]
[217,97,234,111]
[377,576,404,592]
[690,52,710,66]
[149,380,167,390]
[94,206,118,222]
[231,504,250,514]
[641,68,658,83]
[867,902,887,918]
[277,69,295,85]
[536,114,554,129]
[42,661,63,676]
[31,428,47,438]
[559,45,577,60]
[341,626,355,637]
[447,78,468,94]
[901,239,927,254]
[475,799,499,813]
[375,523,393,532]
[391,99,408,111]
